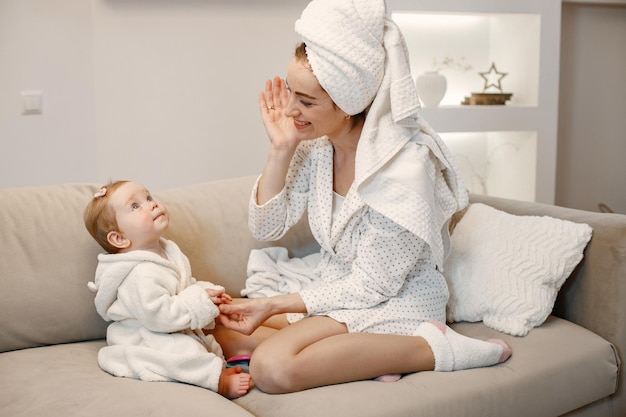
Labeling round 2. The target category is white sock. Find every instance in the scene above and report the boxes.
[415,321,511,372]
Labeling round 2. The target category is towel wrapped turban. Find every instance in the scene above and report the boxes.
[295,0,387,115]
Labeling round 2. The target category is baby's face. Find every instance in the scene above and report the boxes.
[109,182,169,251]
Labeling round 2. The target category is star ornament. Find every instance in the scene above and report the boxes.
[479,62,508,93]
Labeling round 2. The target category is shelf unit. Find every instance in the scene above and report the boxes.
[388,0,561,204]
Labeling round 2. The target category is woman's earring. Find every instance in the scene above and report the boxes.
[345,114,351,120]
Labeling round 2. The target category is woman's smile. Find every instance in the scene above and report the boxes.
[293,119,311,130]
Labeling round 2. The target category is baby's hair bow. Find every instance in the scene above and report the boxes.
[94,188,107,199]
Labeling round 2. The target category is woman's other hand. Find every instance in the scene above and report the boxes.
[219,294,307,335]
[219,298,273,335]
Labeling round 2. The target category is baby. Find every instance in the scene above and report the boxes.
[84,180,251,399]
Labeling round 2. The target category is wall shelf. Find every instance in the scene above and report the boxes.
[388,0,561,204]
[419,106,542,133]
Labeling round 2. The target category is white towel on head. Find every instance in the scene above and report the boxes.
[295,0,386,115]
[295,0,468,268]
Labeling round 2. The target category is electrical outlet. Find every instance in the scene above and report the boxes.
[21,91,43,115]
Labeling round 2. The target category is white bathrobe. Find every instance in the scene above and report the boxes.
[245,136,453,335]
[87,238,225,391]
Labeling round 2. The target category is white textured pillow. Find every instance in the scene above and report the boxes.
[444,203,592,336]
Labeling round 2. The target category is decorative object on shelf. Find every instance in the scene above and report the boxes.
[416,56,471,107]
[479,62,508,91]
[415,71,447,107]
[461,62,513,106]
[461,93,512,105]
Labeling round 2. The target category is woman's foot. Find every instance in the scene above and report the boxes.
[415,321,511,372]
[374,374,402,382]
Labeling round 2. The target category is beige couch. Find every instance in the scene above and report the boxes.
[0,176,623,417]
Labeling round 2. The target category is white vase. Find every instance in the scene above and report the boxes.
[415,71,447,107]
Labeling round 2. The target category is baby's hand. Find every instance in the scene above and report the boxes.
[206,288,232,305]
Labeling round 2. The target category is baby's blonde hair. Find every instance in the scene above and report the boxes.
[83,180,128,254]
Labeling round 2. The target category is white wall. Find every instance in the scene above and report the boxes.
[0,0,97,187]
[92,0,308,191]
[1,0,308,191]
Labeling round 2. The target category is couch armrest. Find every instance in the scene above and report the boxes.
[470,194,625,414]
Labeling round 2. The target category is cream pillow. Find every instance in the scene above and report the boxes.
[444,203,592,336]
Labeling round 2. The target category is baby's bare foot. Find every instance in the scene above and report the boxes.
[218,366,252,399]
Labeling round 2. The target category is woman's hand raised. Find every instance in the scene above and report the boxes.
[259,77,299,151]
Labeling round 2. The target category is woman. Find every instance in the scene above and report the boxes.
[217,0,510,394]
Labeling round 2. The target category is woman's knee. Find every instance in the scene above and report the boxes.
[249,347,299,394]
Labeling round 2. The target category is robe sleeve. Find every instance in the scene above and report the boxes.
[116,264,220,333]
[248,141,313,241]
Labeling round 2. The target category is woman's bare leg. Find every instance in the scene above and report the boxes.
[250,316,435,393]
[250,318,511,393]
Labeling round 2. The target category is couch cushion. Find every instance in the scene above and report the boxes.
[1,318,615,417]
[0,184,108,353]
[234,317,618,417]
[0,340,253,417]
